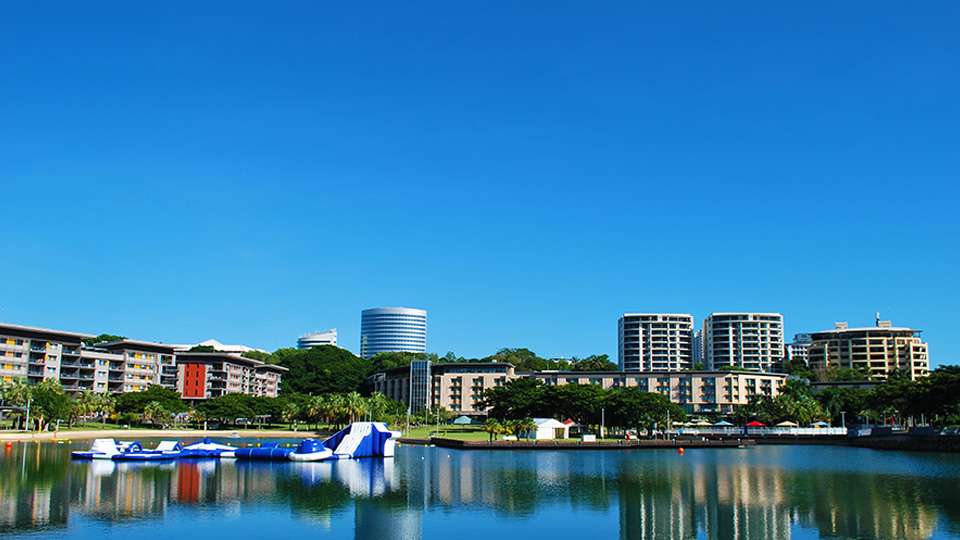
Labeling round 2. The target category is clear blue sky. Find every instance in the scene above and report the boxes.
[2,3,958,366]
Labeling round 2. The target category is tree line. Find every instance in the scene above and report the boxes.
[738,365,960,426]
[478,378,687,436]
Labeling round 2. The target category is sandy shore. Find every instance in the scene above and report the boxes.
[0,428,330,442]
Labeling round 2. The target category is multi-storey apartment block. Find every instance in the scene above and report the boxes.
[0,322,284,400]
[807,320,929,380]
[703,313,784,372]
[618,314,694,371]
[0,323,93,391]
[177,352,286,401]
[95,340,179,392]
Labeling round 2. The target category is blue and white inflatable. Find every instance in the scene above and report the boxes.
[322,422,399,459]
[232,421,400,462]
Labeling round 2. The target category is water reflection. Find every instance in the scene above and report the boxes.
[1,440,960,539]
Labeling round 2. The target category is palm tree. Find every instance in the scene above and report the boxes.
[96,394,115,428]
[1,378,31,430]
[365,392,392,422]
[191,409,207,429]
[307,395,327,430]
[281,402,299,429]
[327,394,348,429]
[481,418,502,442]
[142,401,169,426]
[76,390,96,427]
[515,417,537,440]
[345,392,367,424]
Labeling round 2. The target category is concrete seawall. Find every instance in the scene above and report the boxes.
[427,438,752,450]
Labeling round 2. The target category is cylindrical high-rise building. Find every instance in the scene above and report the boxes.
[360,307,427,359]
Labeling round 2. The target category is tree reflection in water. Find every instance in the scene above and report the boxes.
[2,440,960,539]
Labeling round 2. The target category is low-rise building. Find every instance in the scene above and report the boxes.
[807,319,929,380]
[176,352,286,401]
[530,370,785,414]
[369,360,786,415]
[370,362,516,414]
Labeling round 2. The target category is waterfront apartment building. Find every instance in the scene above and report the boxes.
[95,339,179,392]
[360,307,427,359]
[702,313,784,372]
[297,329,337,349]
[0,322,285,400]
[0,323,91,390]
[807,320,929,380]
[618,314,694,371]
[177,352,287,401]
[370,361,785,415]
[0,323,159,395]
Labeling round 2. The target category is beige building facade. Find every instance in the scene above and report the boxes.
[371,363,515,413]
[807,321,929,380]
[532,370,785,414]
[371,361,786,415]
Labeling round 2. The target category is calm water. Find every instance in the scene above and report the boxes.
[2,439,960,540]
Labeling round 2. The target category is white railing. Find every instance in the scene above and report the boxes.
[675,427,848,436]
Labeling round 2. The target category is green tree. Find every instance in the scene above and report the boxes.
[815,387,869,425]
[281,402,299,428]
[75,390,97,427]
[783,357,814,379]
[142,401,170,425]
[242,350,280,364]
[540,384,606,426]
[605,387,686,437]
[196,393,254,425]
[114,384,186,415]
[572,354,618,372]
[478,378,544,420]
[482,348,566,371]
[95,393,115,427]
[481,418,503,441]
[344,391,367,423]
[369,351,432,372]
[31,379,72,431]
[275,346,372,395]
[0,378,31,429]
[82,334,126,345]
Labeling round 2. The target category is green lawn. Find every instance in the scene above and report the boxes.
[398,426,494,441]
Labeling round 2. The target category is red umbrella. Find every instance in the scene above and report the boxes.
[745,421,766,427]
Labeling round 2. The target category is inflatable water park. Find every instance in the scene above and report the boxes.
[71,422,400,463]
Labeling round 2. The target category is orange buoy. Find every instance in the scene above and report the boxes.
[678,447,685,455]
[4,442,11,448]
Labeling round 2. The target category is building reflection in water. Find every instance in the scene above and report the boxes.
[0,441,957,540]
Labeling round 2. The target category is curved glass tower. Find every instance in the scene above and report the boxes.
[360,307,427,359]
